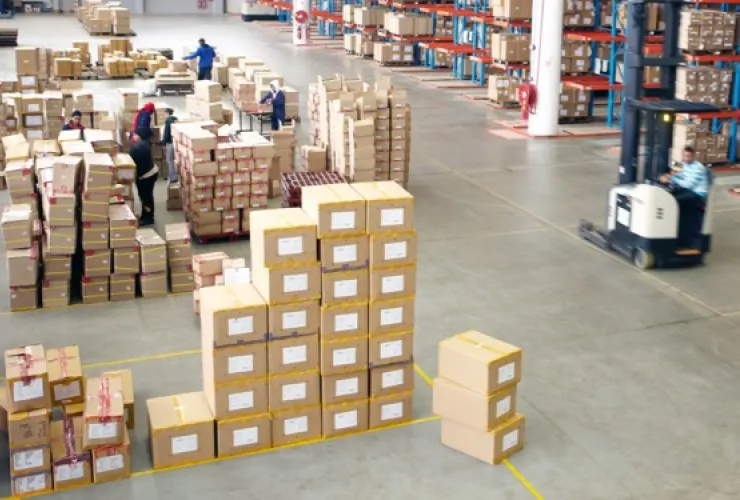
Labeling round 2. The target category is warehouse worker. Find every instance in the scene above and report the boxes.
[129,134,158,227]
[131,102,156,142]
[183,38,216,81]
[259,80,286,131]
[62,110,85,139]
[162,108,178,183]
[659,146,709,247]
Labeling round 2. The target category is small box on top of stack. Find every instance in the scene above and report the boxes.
[250,208,323,445]
[301,183,370,437]
[433,330,525,464]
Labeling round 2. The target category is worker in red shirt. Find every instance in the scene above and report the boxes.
[62,110,85,139]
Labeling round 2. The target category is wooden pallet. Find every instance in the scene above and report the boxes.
[156,83,195,96]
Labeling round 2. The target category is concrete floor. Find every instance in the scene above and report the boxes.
[1,14,740,500]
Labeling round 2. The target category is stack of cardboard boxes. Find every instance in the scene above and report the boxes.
[672,120,730,165]
[388,91,411,187]
[300,145,327,172]
[487,75,521,106]
[563,0,596,27]
[561,39,592,75]
[491,0,532,18]
[373,42,415,65]
[2,203,38,312]
[348,118,375,182]
[136,228,168,298]
[111,7,132,35]
[559,86,592,119]
[489,33,530,63]
[434,330,526,465]
[679,10,736,52]
[165,222,195,294]
[79,0,133,36]
[16,47,41,94]
[676,66,733,108]
[192,251,229,315]
[270,127,296,198]
[187,81,224,123]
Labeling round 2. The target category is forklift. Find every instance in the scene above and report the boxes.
[579,0,717,269]
[0,0,15,18]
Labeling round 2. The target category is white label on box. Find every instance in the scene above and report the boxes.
[384,241,407,261]
[331,211,355,230]
[95,454,124,474]
[15,473,47,494]
[278,236,303,256]
[282,310,307,330]
[171,434,199,454]
[334,312,358,332]
[283,273,308,293]
[13,378,44,402]
[228,316,254,336]
[496,396,511,418]
[334,409,358,430]
[224,267,250,284]
[228,355,254,374]
[228,391,255,411]
[382,369,404,389]
[333,244,357,264]
[26,115,43,127]
[88,422,118,440]
[55,462,84,482]
[502,429,519,451]
[335,377,359,397]
[380,340,403,359]
[380,307,403,326]
[282,345,307,365]
[333,347,357,367]
[28,103,40,113]
[380,402,404,421]
[381,275,405,294]
[498,362,515,384]
[284,416,308,436]
[333,279,357,298]
[380,208,404,227]
[282,382,307,402]
[13,449,44,471]
[233,426,259,447]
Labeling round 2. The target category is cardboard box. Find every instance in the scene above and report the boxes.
[271,405,321,446]
[109,205,137,249]
[45,224,76,255]
[268,334,320,375]
[204,376,268,420]
[195,81,222,103]
[322,399,369,437]
[50,417,92,491]
[370,264,416,301]
[301,184,367,238]
[321,336,369,375]
[141,272,167,298]
[318,235,370,272]
[369,391,413,429]
[369,231,418,269]
[268,370,320,412]
[101,369,135,430]
[5,345,50,413]
[440,413,525,464]
[192,251,228,276]
[8,286,37,312]
[268,300,320,339]
[6,247,38,288]
[438,331,522,395]
[320,302,369,340]
[83,376,125,449]
[7,407,51,477]
[351,181,414,233]
[369,330,413,367]
[147,391,215,470]
[216,413,272,457]
[203,341,268,386]
[249,208,318,268]
[251,263,321,305]
[1,204,33,250]
[46,346,84,405]
[109,274,136,302]
[83,249,112,278]
[82,277,109,304]
[321,269,369,306]
[322,370,369,406]
[368,297,415,336]
[200,284,269,348]
[11,471,52,496]
[370,361,414,397]
[165,222,192,269]
[433,377,517,431]
[91,427,131,484]
[136,228,167,274]
[81,221,109,251]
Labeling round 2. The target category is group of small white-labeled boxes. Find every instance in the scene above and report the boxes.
[2,344,134,496]
[143,181,416,468]
[433,330,526,464]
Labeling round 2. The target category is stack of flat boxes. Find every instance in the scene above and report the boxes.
[136,228,168,299]
[212,141,243,234]
[353,181,416,428]
[165,222,195,294]
[187,81,223,123]
[307,83,322,146]
[192,251,229,315]
[301,184,371,437]
[250,208,323,445]
[200,284,273,457]
[434,330,526,464]
[1,203,38,312]
[358,90,388,181]
[328,93,355,177]
[388,90,411,188]
[44,92,65,141]
[270,127,295,198]
[19,94,45,145]
[348,117,375,183]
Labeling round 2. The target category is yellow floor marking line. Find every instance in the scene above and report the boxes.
[414,362,434,386]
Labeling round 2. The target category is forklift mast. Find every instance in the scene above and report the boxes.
[619,0,685,185]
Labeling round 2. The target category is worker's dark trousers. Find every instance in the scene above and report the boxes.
[136,173,159,224]
[270,114,282,131]
[672,186,705,247]
[198,67,212,80]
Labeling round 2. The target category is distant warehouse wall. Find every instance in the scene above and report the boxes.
[143,0,225,15]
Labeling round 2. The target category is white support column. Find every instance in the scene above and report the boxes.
[292,0,311,46]
[527,0,564,137]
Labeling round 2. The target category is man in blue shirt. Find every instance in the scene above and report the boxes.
[183,38,216,81]
[660,146,709,247]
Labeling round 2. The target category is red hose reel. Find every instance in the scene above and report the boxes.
[517,81,537,120]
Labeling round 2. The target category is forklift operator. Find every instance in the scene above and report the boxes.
[659,146,709,246]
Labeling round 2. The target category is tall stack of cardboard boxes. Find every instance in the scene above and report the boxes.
[136,228,168,299]
[389,90,411,187]
[250,208,323,445]
[191,251,229,315]
[2,203,38,312]
[348,117,375,183]
[16,47,40,94]
[187,81,224,123]
[434,330,526,464]
[165,222,195,294]
[270,127,295,198]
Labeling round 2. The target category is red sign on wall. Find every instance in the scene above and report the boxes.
[198,0,213,9]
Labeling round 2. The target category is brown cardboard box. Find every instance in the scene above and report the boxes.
[268,334,320,375]
[268,300,320,339]
[147,392,215,469]
[301,184,367,238]
[1,204,33,250]
[101,369,135,430]
[369,330,413,367]
[351,181,414,233]
[50,417,92,491]
[82,221,109,251]
[192,251,228,276]
[11,471,52,496]
[322,399,369,437]
[321,336,369,375]
[368,297,415,335]
[369,231,418,269]
[136,228,167,274]
[370,361,414,397]
[440,413,526,464]
[45,224,76,255]
[251,263,321,305]
[205,376,268,420]
[318,235,370,272]
[112,248,139,275]
[203,342,268,386]
[216,413,272,457]
[9,286,39,312]
[83,376,125,449]
[322,370,369,406]
[7,247,39,287]
[369,264,416,301]
[438,331,522,395]
[271,405,321,446]
[320,302,369,340]
[200,284,269,348]
[46,346,83,406]
[165,222,192,269]
[83,153,115,194]
[16,47,39,75]
[81,192,109,223]
[5,345,50,413]
[369,391,413,429]
[268,370,320,411]
[83,249,112,278]
[141,272,168,298]
[82,277,109,304]
[170,270,195,294]
[91,427,131,484]
[7,406,51,478]
[249,208,318,268]
[109,205,137,249]
[433,377,517,431]
[321,269,369,306]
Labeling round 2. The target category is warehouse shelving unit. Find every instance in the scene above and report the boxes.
[315,0,343,38]
[447,0,476,79]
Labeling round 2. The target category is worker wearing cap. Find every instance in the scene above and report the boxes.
[62,110,85,139]
[131,102,155,142]
[183,38,216,81]
[259,80,286,131]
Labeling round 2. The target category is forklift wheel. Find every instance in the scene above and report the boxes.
[634,249,654,270]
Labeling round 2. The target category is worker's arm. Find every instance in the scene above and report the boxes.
[183,47,201,61]
[62,123,70,131]
[259,94,272,105]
